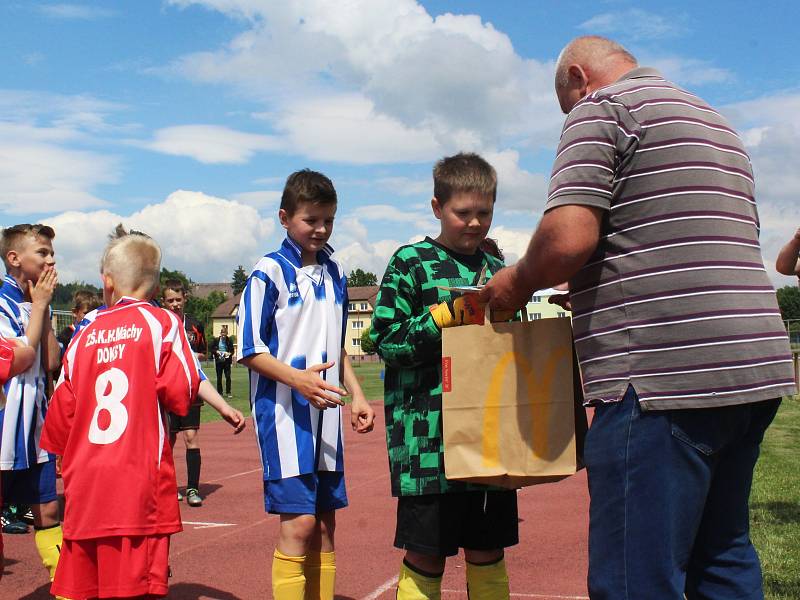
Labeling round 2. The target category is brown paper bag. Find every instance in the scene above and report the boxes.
[442,316,583,489]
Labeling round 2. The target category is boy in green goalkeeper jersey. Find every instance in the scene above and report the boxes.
[370,153,517,600]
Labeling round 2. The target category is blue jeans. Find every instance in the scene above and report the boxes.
[585,386,780,600]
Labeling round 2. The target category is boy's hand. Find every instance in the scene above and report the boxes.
[430,294,485,328]
[294,362,347,409]
[221,405,246,434]
[29,266,57,309]
[548,293,572,312]
[350,396,375,433]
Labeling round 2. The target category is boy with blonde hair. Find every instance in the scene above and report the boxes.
[371,153,517,600]
[41,227,201,599]
[0,223,63,585]
[238,169,376,599]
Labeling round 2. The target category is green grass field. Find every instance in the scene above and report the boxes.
[201,362,798,597]
[751,396,800,600]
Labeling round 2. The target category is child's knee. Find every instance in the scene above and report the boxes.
[280,514,318,544]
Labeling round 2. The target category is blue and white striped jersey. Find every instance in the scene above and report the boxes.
[0,275,51,470]
[238,237,348,481]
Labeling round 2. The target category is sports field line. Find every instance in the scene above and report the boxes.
[204,467,262,483]
[443,591,588,599]
[360,574,399,600]
[182,520,237,529]
[172,517,271,558]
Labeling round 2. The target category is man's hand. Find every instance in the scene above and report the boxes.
[350,396,375,433]
[29,266,57,309]
[221,405,246,434]
[429,294,486,328]
[479,265,532,312]
[293,362,347,409]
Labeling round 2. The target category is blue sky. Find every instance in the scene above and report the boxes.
[1,1,798,287]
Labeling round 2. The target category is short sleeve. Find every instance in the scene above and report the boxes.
[546,94,639,212]
[40,368,76,455]
[238,269,279,360]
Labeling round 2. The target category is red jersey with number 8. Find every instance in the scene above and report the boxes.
[41,297,200,540]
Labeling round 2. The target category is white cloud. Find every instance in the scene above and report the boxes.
[645,56,733,86]
[229,190,282,209]
[0,125,119,214]
[579,9,688,40]
[38,4,117,19]
[141,125,280,164]
[484,149,550,214]
[40,191,276,283]
[166,0,565,163]
[353,204,430,227]
[487,225,534,264]
[375,176,430,197]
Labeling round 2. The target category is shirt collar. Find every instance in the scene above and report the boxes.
[280,236,335,269]
[613,66,664,83]
[2,275,25,303]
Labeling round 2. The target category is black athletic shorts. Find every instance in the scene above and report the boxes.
[169,404,201,433]
[394,490,518,557]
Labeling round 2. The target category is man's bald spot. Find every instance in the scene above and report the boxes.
[555,36,637,87]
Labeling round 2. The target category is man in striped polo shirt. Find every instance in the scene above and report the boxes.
[481,36,797,599]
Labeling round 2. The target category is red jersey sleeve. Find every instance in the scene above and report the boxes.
[0,337,13,385]
[40,369,77,455]
[157,311,200,416]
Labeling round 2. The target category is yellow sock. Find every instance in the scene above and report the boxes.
[305,551,336,600]
[466,558,509,600]
[273,549,306,600]
[397,560,442,600]
[34,524,62,581]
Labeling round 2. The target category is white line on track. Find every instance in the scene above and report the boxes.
[443,591,588,599]
[182,521,236,530]
[360,575,399,600]
[205,467,262,483]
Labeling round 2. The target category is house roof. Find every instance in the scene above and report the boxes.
[348,286,379,305]
[212,292,241,318]
[193,282,234,299]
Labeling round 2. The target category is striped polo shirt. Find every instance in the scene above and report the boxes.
[546,67,796,410]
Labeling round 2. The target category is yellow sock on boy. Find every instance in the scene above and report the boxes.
[34,524,63,580]
[273,549,306,600]
[305,551,336,600]
[466,558,510,600]
[397,559,443,600]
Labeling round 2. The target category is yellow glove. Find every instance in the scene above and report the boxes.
[430,294,486,328]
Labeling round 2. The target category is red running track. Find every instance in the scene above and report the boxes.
[4,403,589,599]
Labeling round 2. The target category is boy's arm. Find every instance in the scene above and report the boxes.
[20,266,57,355]
[239,353,346,409]
[197,379,245,433]
[370,254,442,368]
[776,227,800,276]
[340,349,375,433]
[40,367,76,455]
[0,338,36,380]
[157,313,201,416]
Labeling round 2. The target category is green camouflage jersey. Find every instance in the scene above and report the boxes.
[370,237,506,496]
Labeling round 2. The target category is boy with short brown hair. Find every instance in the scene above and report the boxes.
[0,223,64,586]
[238,168,375,599]
[370,152,517,600]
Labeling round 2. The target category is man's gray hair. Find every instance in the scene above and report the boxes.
[555,35,637,88]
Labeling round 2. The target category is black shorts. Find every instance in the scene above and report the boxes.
[169,404,201,433]
[394,490,519,557]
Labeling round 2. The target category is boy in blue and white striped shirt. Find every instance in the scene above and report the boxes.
[238,169,375,600]
[0,223,64,587]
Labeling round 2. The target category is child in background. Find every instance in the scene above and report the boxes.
[238,169,376,600]
[56,289,102,351]
[370,153,518,600]
[40,227,201,599]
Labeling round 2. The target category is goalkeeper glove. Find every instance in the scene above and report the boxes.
[430,294,486,328]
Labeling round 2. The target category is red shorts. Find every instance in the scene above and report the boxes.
[51,534,170,598]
